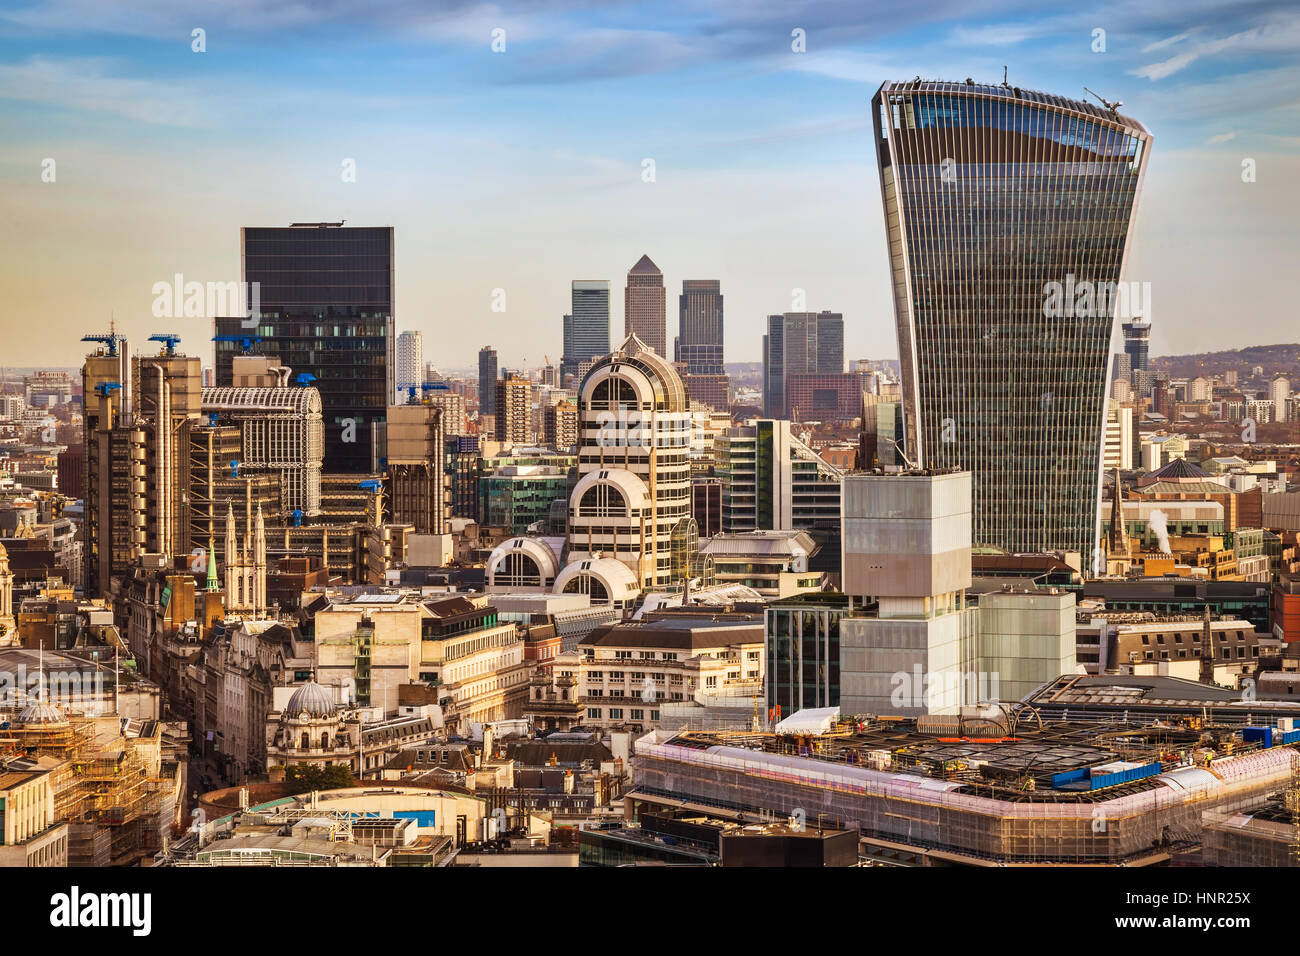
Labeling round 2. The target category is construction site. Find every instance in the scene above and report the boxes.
[0,706,182,866]
[628,707,1300,866]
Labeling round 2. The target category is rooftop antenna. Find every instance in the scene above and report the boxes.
[1083,87,1122,114]
[1001,66,1010,89]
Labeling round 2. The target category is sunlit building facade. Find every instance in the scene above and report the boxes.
[872,80,1152,557]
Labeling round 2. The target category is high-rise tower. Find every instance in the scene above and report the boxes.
[562,281,611,381]
[216,223,394,474]
[478,346,499,418]
[624,255,666,356]
[872,79,1152,558]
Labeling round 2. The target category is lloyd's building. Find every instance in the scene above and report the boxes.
[872,79,1152,561]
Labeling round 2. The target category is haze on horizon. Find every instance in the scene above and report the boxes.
[2,0,1297,371]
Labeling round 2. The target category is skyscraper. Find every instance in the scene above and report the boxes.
[566,333,693,591]
[677,280,724,374]
[562,281,610,381]
[624,255,666,356]
[872,79,1152,558]
[762,315,784,419]
[395,330,423,401]
[478,346,498,417]
[1122,320,1151,375]
[761,311,844,418]
[215,223,394,474]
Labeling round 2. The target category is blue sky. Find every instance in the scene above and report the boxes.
[2,0,1298,371]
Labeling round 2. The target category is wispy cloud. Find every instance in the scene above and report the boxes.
[0,56,208,126]
[1205,130,1237,144]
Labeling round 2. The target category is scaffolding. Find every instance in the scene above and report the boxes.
[631,723,1300,865]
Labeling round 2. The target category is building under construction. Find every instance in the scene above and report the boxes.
[0,707,180,866]
[629,709,1300,866]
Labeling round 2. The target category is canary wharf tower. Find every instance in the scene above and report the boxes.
[872,80,1151,559]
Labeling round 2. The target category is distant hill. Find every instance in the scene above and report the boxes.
[1151,344,1300,381]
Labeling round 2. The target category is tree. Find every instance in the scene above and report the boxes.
[283,763,356,794]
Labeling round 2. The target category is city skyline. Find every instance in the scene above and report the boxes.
[4,0,1298,368]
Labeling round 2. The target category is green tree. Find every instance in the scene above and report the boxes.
[283,763,356,794]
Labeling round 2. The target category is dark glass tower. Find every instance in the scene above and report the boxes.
[761,311,842,418]
[677,280,724,374]
[478,346,498,417]
[1122,320,1151,373]
[562,281,610,380]
[216,223,394,473]
[873,80,1152,557]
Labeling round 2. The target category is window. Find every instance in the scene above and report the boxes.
[705,676,717,688]
[609,708,623,720]
[587,708,602,719]
[630,709,644,720]
[615,651,632,660]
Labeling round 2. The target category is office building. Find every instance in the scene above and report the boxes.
[1123,320,1151,375]
[562,281,611,381]
[1102,400,1133,472]
[762,311,843,418]
[624,255,666,356]
[478,346,498,417]
[215,223,394,474]
[386,402,446,535]
[395,330,423,401]
[566,333,693,592]
[860,398,904,469]
[715,420,842,535]
[839,469,980,716]
[677,280,724,374]
[765,591,849,719]
[873,80,1152,557]
[202,369,325,516]
[82,332,206,597]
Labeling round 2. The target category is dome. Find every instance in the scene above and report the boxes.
[284,681,337,720]
[579,333,688,413]
[17,699,66,725]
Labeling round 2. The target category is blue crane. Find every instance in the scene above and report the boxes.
[295,373,317,386]
[82,332,126,357]
[93,382,122,397]
[148,333,182,356]
[212,334,262,354]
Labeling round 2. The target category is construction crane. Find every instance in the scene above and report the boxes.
[82,332,126,357]
[294,373,317,386]
[212,334,262,354]
[1083,87,1123,114]
[147,333,182,356]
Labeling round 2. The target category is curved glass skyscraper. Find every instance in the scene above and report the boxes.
[872,80,1152,559]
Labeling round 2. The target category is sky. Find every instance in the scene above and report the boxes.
[2,0,1298,372]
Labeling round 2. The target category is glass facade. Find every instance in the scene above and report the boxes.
[764,595,847,717]
[217,225,394,473]
[873,81,1152,557]
[677,280,724,374]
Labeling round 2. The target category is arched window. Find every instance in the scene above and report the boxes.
[562,573,610,604]
[578,482,628,518]
[300,733,309,750]
[321,732,330,750]
[495,551,543,587]
[591,376,639,408]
